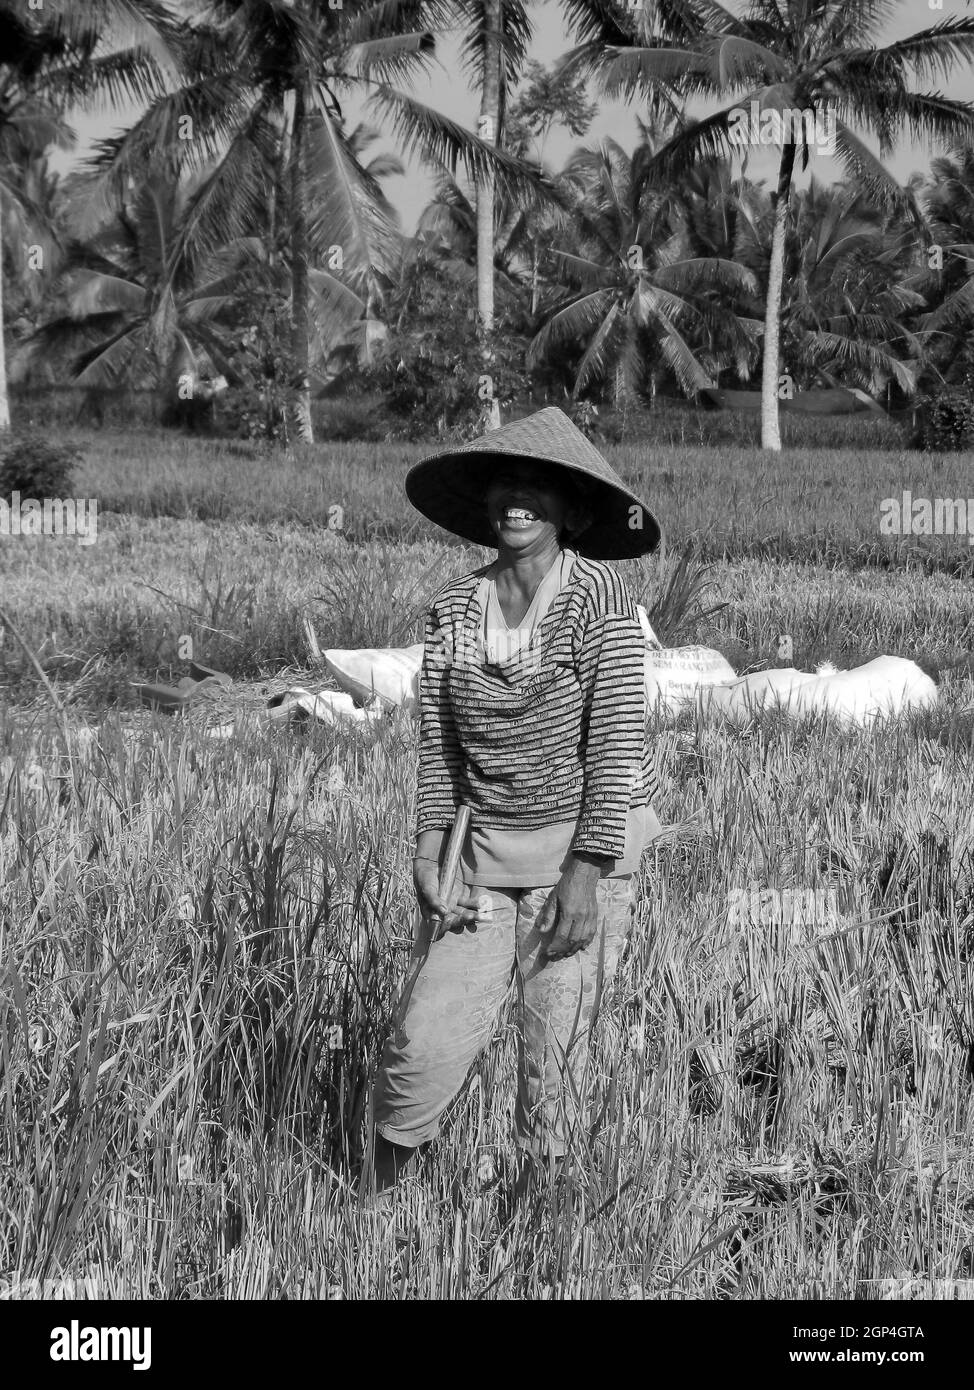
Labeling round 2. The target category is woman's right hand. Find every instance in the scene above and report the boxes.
[413,858,481,934]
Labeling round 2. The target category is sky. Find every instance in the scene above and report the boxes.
[54,0,974,234]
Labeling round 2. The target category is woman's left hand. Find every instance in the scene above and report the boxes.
[537,854,604,959]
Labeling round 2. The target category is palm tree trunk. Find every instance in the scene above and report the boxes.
[0,209,10,432]
[761,142,796,452]
[151,291,179,426]
[290,83,313,444]
[274,99,294,273]
[476,0,502,429]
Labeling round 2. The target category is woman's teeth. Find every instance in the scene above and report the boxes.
[503,507,538,528]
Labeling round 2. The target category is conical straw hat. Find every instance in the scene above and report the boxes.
[404,407,662,560]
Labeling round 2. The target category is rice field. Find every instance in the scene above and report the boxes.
[1,425,973,1300]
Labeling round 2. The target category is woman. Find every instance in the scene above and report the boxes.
[370,406,664,1194]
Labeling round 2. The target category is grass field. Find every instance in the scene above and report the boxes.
[1,424,973,1299]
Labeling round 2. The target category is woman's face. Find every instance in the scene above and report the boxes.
[484,461,583,554]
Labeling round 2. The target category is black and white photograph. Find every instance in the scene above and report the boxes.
[1,0,973,1346]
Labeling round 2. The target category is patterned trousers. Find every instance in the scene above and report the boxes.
[372,875,635,1160]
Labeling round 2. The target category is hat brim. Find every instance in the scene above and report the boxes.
[404,451,662,561]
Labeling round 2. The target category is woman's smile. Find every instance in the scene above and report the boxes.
[498,500,545,530]
[487,474,565,544]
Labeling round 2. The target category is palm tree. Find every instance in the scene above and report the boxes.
[561,0,974,449]
[452,0,532,426]
[336,119,405,338]
[529,133,757,408]
[910,143,974,390]
[27,171,253,406]
[477,0,502,342]
[88,0,552,444]
[409,57,599,328]
[773,180,921,399]
[656,157,765,388]
[412,164,533,300]
[0,0,179,431]
[302,119,405,390]
[1,145,68,394]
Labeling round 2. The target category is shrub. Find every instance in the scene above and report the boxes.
[317,397,389,442]
[0,432,82,499]
[361,262,534,439]
[222,382,291,444]
[911,387,974,452]
[221,283,295,444]
[568,399,600,439]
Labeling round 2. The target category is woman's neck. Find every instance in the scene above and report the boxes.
[492,540,563,600]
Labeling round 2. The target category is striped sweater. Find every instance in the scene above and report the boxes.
[416,553,660,860]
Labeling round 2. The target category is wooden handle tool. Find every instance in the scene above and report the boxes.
[434,803,471,934]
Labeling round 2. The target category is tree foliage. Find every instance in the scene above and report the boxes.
[363,253,533,438]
